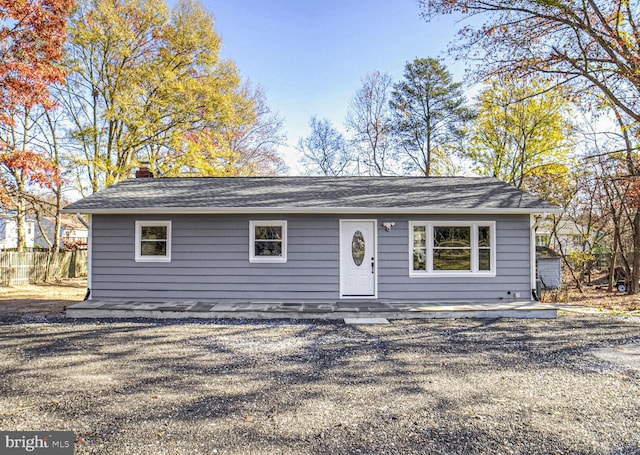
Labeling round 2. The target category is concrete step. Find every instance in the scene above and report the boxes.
[66,300,558,320]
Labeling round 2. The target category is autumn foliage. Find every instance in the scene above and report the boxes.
[63,0,285,191]
[0,149,61,192]
[0,0,73,251]
[0,0,75,122]
[420,1,640,124]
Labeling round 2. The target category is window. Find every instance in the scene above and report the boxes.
[433,225,472,271]
[250,220,287,263]
[135,221,171,262]
[410,222,495,276]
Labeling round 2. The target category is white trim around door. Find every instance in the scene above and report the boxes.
[339,219,378,299]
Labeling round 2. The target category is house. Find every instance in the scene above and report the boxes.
[535,217,594,254]
[0,212,35,251]
[61,222,89,245]
[34,216,89,250]
[62,175,560,305]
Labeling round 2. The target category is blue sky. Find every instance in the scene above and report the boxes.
[204,0,469,173]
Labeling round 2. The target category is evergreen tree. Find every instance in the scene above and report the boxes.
[390,58,471,176]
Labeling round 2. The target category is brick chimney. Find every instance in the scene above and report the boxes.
[135,165,154,178]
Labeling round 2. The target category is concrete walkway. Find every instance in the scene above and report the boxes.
[66,299,558,320]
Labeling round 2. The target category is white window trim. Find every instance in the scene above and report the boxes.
[409,221,496,277]
[249,220,287,263]
[135,220,172,263]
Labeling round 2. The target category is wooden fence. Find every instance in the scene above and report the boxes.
[0,251,88,286]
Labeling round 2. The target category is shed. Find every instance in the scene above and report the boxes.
[536,246,562,290]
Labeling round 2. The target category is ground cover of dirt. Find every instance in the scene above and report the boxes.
[567,287,640,312]
[533,270,640,312]
[542,284,640,313]
[0,279,87,316]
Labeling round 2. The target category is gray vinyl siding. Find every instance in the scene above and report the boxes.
[90,213,532,302]
[378,216,532,301]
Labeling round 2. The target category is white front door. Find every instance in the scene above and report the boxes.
[340,220,376,297]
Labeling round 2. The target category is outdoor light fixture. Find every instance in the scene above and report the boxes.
[382,222,395,232]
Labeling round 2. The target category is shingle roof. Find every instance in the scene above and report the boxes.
[62,176,560,214]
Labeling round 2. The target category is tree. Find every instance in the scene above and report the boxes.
[0,0,73,251]
[0,137,61,251]
[148,84,286,177]
[586,145,640,294]
[346,71,396,176]
[220,85,287,176]
[0,0,74,121]
[297,116,351,176]
[609,124,640,295]
[469,77,573,195]
[32,104,68,253]
[390,58,471,176]
[541,164,596,293]
[62,0,269,193]
[420,1,640,124]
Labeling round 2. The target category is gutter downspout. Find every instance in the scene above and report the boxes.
[76,214,89,229]
[530,214,543,301]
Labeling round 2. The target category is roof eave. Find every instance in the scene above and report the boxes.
[62,206,563,215]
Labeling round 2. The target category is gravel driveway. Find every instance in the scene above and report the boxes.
[1,314,639,454]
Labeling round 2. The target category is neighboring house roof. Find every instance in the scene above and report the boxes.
[0,211,36,221]
[63,176,561,215]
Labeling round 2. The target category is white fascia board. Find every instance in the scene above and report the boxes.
[63,206,563,215]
